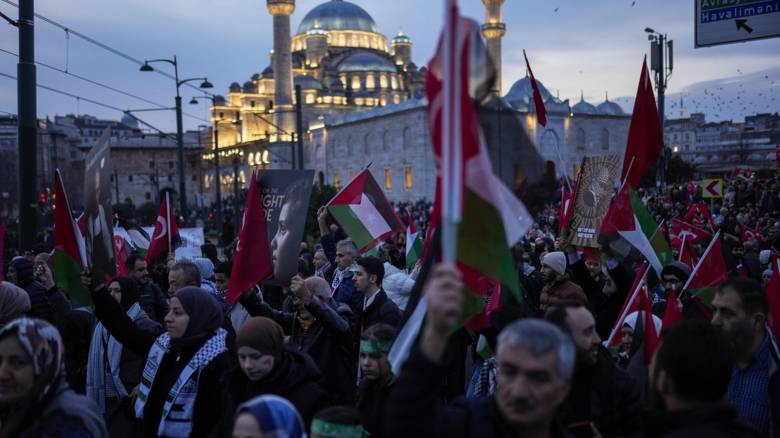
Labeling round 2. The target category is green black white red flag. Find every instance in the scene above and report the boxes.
[326,169,404,254]
[53,170,90,307]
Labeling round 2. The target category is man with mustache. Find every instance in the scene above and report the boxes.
[386,265,574,437]
[546,301,641,437]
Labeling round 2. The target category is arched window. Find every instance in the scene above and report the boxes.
[403,126,412,150]
[382,130,391,152]
[576,128,586,151]
[601,128,609,151]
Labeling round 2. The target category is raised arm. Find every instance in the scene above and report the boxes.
[91,285,159,357]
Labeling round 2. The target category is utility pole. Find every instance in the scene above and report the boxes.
[17,0,37,250]
[295,84,304,170]
[647,28,673,190]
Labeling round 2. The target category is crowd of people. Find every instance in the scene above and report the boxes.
[0,171,779,437]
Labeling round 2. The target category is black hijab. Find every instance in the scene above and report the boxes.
[172,286,223,350]
[114,276,140,312]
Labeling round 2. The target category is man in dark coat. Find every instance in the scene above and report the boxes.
[386,265,573,438]
[546,301,642,436]
[354,256,401,337]
[317,206,362,313]
[125,253,168,323]
[640,320,762,437]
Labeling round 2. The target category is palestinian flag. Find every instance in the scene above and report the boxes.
[53,170,90,308]
[327,169,404,254]
[405,212,423,269]
[629,188,673,267]
[682,231,728,306]
[600,185,664,275]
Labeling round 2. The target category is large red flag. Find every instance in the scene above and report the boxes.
[678,234,699,269]
[523,50,547,127]
[767,259,780,341]
[671,218,712,243]
[558,185,574,232]
[684,202,716,232]
[619,59,663,189]
[146,192,178,266]
[227,169,273,305]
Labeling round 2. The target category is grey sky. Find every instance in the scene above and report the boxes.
[0,0,778,131]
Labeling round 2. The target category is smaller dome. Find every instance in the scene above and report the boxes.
[597,96,625,115]
[572,94,597,115]
[213,95,226,106]
[294,75,324,90]
[261,65,274,78]
[251,73,261,81]
[229,82,241,92]
[121,113,139,129]
[243,81,257,93]
[505,75,553,106]
[392,31,412,44]
[337,51,397,73]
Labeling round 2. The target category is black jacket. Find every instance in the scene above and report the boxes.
[559,347,642,436]
[636,403,763,438]
[385,345,570,437]
[359,289,401,336]
[357,376,395,438]
[241,293,358,404]
[91,288,233,438]
[219,347,330,435]
[136,280,169,324]
[568,256,634,340]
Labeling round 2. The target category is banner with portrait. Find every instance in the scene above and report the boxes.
[83,127,116,284]
[257,169,315,285]
[567,155,620,248]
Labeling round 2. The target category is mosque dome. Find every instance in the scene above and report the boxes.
[120,112,139,129]
[504,75,552,106]
[242,81,257,93]
[294,74,324,90]
[597,98,625,115]
[261,65,274,78]
[337,51,396,73]
[229,82,242,92]
[572,94,597,115]
[213,95,226,106]
[297,0,379,34]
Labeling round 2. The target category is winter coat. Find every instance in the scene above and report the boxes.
[91,288,234,437]
[320,233,362,313]
[13,378,108,438]
[558,347,642,436]
[636,403,763,438]
[219,347,330,435]
[539,278,587,313]
[385,345,570,438]
[568,256,634,339]
[359,289,401,336]
[241,293,358,404]
[383,263,415,312]
[10,258,53,322]
[357,376,395,438]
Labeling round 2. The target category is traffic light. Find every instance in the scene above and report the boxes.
[39,192,47,204]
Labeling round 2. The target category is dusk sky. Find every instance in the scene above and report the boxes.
[1,0,778,132]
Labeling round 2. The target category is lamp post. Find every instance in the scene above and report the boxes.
[232,115,242,233]
[190,95,224,232]
[139,56,213,222]
[645,28,673,190]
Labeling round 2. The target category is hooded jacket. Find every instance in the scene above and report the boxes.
[10,258,53,322]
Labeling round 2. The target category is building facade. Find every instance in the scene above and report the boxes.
[665,112,780,175]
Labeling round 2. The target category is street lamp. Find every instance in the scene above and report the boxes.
[191,95,224,231]
[139,55,213,222]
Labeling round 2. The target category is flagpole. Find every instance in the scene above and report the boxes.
[681,230,721,293]
[441,0,459,265]
[166,192,172,254]
[605,263,649,346]
[678,233,686,262]
[618,157,635,193]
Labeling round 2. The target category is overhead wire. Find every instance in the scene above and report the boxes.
[0,47,209,123]
[0,0,214,96]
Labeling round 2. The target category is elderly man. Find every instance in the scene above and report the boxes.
[317,206,361,313]
[386,265,574,438]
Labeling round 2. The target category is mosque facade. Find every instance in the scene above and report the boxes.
[205,0,631,202]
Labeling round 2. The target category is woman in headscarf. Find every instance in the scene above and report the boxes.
[0,318,108,438]
[87,276,161,437]
[233,394,307,438]
[221,316,328,435]
[0,281,31,328]
[91,285,233,437]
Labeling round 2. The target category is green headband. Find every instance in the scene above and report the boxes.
[360,339,392,355]
[311,419,368,438]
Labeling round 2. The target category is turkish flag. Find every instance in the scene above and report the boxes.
[671,218,711,243]
[620,59,663,189]
[146,192,179,266]
[523,50,547,127]
[227,169,273,305]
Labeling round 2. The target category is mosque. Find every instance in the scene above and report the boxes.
[204,0,631,202]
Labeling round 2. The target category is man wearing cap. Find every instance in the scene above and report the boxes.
[538,251,586,313]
